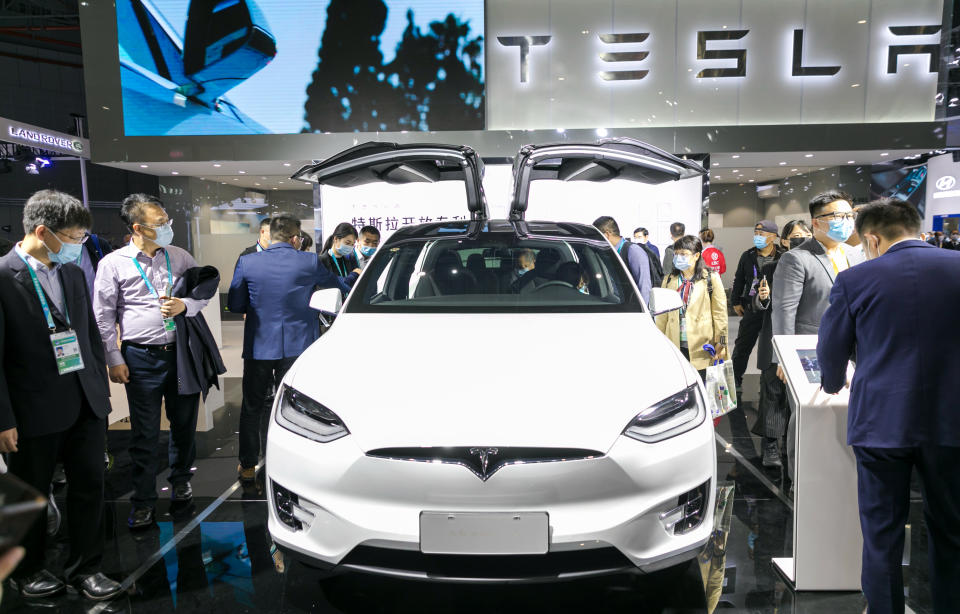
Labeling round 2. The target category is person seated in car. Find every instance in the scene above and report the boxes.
[656,235,728,381]
[554,261,583,288]
[320,223,360,277]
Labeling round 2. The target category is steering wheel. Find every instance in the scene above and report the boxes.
[533,281,576,291]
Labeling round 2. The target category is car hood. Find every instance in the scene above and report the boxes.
[283,313,695,453]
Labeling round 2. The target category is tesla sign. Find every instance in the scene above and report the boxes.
[486,0,945,130]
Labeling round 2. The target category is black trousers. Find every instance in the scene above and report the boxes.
[123,344,199,510]
[732,310,764,391]
[240,358,296,469]
[854,445,960,614]
[8,399,105,579]
[757,365,789,439]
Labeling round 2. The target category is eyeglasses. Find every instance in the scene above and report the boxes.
[139,218,172,228]
[814,212,856,221]
[56,230,90,244]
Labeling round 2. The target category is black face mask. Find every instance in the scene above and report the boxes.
[788,237,806,249]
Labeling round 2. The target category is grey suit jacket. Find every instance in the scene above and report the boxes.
[771,238,865,341]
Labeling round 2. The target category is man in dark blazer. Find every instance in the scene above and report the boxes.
[818,199,960,614]
[0,190,121,601]
[228,215,357,482]
[237,217,272,262]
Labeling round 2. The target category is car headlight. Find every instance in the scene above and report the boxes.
[275,385,350,443]
[622,384,705,443]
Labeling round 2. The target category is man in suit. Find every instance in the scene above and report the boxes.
[228,215,358,482]
[772,191,864,476]
[0,190,121,600]
[818,199,960,614]
[661,221,685,277]
[238,217,272,261]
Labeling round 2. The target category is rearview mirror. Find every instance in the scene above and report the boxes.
[648,287,683,316]
[182,0,277,104]
[310,288,343,315]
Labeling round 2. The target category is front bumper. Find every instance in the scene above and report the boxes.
[265,419,716,582]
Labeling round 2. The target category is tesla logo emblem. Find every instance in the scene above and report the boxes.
[936,176,956,191]
[469,447,499,478]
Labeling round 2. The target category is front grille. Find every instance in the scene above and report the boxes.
[339,545,633,582]
[365,447,604,481]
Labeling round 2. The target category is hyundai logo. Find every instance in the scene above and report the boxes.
[936,175,956,191]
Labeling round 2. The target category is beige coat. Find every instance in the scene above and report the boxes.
[656,270,729,370]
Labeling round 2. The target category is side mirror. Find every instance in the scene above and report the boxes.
[310,288,342,314]
[648,287,683,316]
[182,0,277,104]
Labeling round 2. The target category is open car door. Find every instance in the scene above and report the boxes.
[291,142,488,220]
[510,137,706,220]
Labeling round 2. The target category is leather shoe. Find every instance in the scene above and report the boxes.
[171,482,192,502]
[15,569,66,598]
[762,439,782,468]
[237,464,257,483]
[127,507,155,530]
[74,572,123,601]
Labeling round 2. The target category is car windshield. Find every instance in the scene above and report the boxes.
[347,228,643,314]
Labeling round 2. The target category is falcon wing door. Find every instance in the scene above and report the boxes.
[292,142,488,220]
[510,137,706,220]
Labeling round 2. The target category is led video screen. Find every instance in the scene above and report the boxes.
[117,0,485,136]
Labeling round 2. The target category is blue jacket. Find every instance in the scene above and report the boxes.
[228,243,357,360]
[817,240,960,447]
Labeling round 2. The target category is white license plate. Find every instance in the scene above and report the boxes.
[419,511,549,555]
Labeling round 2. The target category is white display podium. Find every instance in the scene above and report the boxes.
[771,335,862,591]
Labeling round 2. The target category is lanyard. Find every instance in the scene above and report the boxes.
[616,238,626,255]
[16,251,69,330]
[132,250,173,298]
[332,253,347,277]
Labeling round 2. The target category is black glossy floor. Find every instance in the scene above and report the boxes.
[0,375,935,614]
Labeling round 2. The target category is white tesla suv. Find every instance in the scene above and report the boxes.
[266,139,715,582]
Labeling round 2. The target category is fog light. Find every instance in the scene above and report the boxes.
[272,481,303,531]
[659,480,711,535]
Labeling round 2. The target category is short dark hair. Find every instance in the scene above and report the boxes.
[854,198,921,242]
[669,222,685,238]
[22,190,91,234]
[120,193,164,228]
[781,219,811,240]
[259,218,272,229]
[270,215,301,242]
[359,225,381,238]
[633,227,649,237]
[592,216,620,236]
[699,228,715,243]
[298,232,314,251]
[809,190,851,219]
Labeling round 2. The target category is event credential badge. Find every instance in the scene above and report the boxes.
[51,329,84,375]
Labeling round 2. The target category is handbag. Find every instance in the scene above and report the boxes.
[704,359,737,419]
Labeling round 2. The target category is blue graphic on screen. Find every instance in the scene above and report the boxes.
[116,0,485,135]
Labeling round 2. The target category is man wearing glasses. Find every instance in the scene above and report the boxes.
[93,194,209,530]
[0,190,121,600]
[772,191,865,475]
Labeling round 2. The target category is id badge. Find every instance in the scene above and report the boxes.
[50,330,85,375]
[679,314,688,343]
[163,317,177,332]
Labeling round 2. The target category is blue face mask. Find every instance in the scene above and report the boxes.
[826,218,855,243]
[673,255,691,271]
[336,244,354,257]
[152,223,174,247]
[44,235,83,265]
[358,245,376,258]
[753,235,769,250]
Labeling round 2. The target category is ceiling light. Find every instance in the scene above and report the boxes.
[779,161,786,165]
[238,170,246,173]
[283,162,291,167]
[254,183,261,186]
[557,76,565,81]
[273,187,278,190]
[880,152,889,156]
[596,128,608,137]
[139,164,148,168]
[213,163,222,167]
[731,155,740,158]
[278,181,284,184]
[732,169,740,173]
[858,19,867,24]
[848,160,855,164]
[755,169,762,172]
[804,154,814,158]
[851,83,861,88]
[749,179,755,183]
[791,168,798,172]
[232,178,238,181]
[171,171,179,175]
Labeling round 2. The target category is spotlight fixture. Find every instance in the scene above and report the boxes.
[35,157,51,169]
[25,163,39,175]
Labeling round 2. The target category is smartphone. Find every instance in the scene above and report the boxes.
[0,472,47,556]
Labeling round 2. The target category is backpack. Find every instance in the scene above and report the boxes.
[620,241,664,288]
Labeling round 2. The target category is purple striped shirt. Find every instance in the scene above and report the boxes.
[93,242,207,367]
